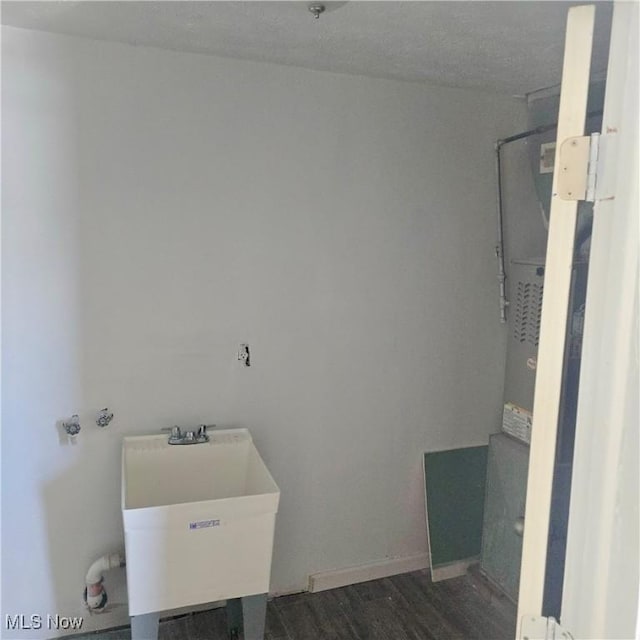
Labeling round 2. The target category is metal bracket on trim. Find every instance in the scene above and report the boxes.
[519,615,574,640]
[558,132,616,202]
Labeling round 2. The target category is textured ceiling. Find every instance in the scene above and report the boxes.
[1,1,612,95]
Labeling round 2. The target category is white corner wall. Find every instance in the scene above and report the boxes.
[2,26,527,637]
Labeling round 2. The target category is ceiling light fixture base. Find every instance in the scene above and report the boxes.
[308,3,326,19]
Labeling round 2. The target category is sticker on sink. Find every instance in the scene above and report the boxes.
[189,519,220,530]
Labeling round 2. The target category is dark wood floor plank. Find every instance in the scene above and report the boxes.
[184,607,228,639]
[73,570,517,640]
[346,600,411,640]
[276,596,361,640]
[321,584,364,611]
[443,579,511,619]
[350,577,397,603]
[158,616,190,640]
[388,572,466,639]
[405,573,491,640]
[437,576,515,640]
[84,630,132,640]
[465,571,519,631]
[265,602,289,639]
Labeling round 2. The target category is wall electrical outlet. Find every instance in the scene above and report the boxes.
[238,343,251,367]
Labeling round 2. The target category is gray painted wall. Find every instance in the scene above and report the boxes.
[2,26,527,637]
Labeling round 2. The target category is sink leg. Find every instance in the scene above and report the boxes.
[242,593,267,640]
[226,597,243,638]
[130,612,159,640]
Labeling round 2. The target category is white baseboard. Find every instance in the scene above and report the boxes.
[430,557,479,582]
[308,553,430,593]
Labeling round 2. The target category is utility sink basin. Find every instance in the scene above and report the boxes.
[122,429,280,616]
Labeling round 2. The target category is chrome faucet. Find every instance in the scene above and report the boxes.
[165,424,211,445]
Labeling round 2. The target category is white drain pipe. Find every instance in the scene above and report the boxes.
[84,552,125,612]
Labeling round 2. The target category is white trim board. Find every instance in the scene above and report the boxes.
[517,4,595,624]
[308,554,429,593]
[560,3,639,638]
[431,558,479,583]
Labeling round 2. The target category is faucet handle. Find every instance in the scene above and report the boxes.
[162,426,182,442]
[197,424,210,441]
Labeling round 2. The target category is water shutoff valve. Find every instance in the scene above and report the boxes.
[63,415,81,437]
[96,408,114,428]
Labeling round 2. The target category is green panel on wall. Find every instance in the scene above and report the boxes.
[423,446,488,567]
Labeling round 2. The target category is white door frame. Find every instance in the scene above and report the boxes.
[516,4,595,630]
[560,3,639,638]
[517,3,640,639]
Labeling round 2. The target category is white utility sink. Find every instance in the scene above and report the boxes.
[122,429,280,616]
